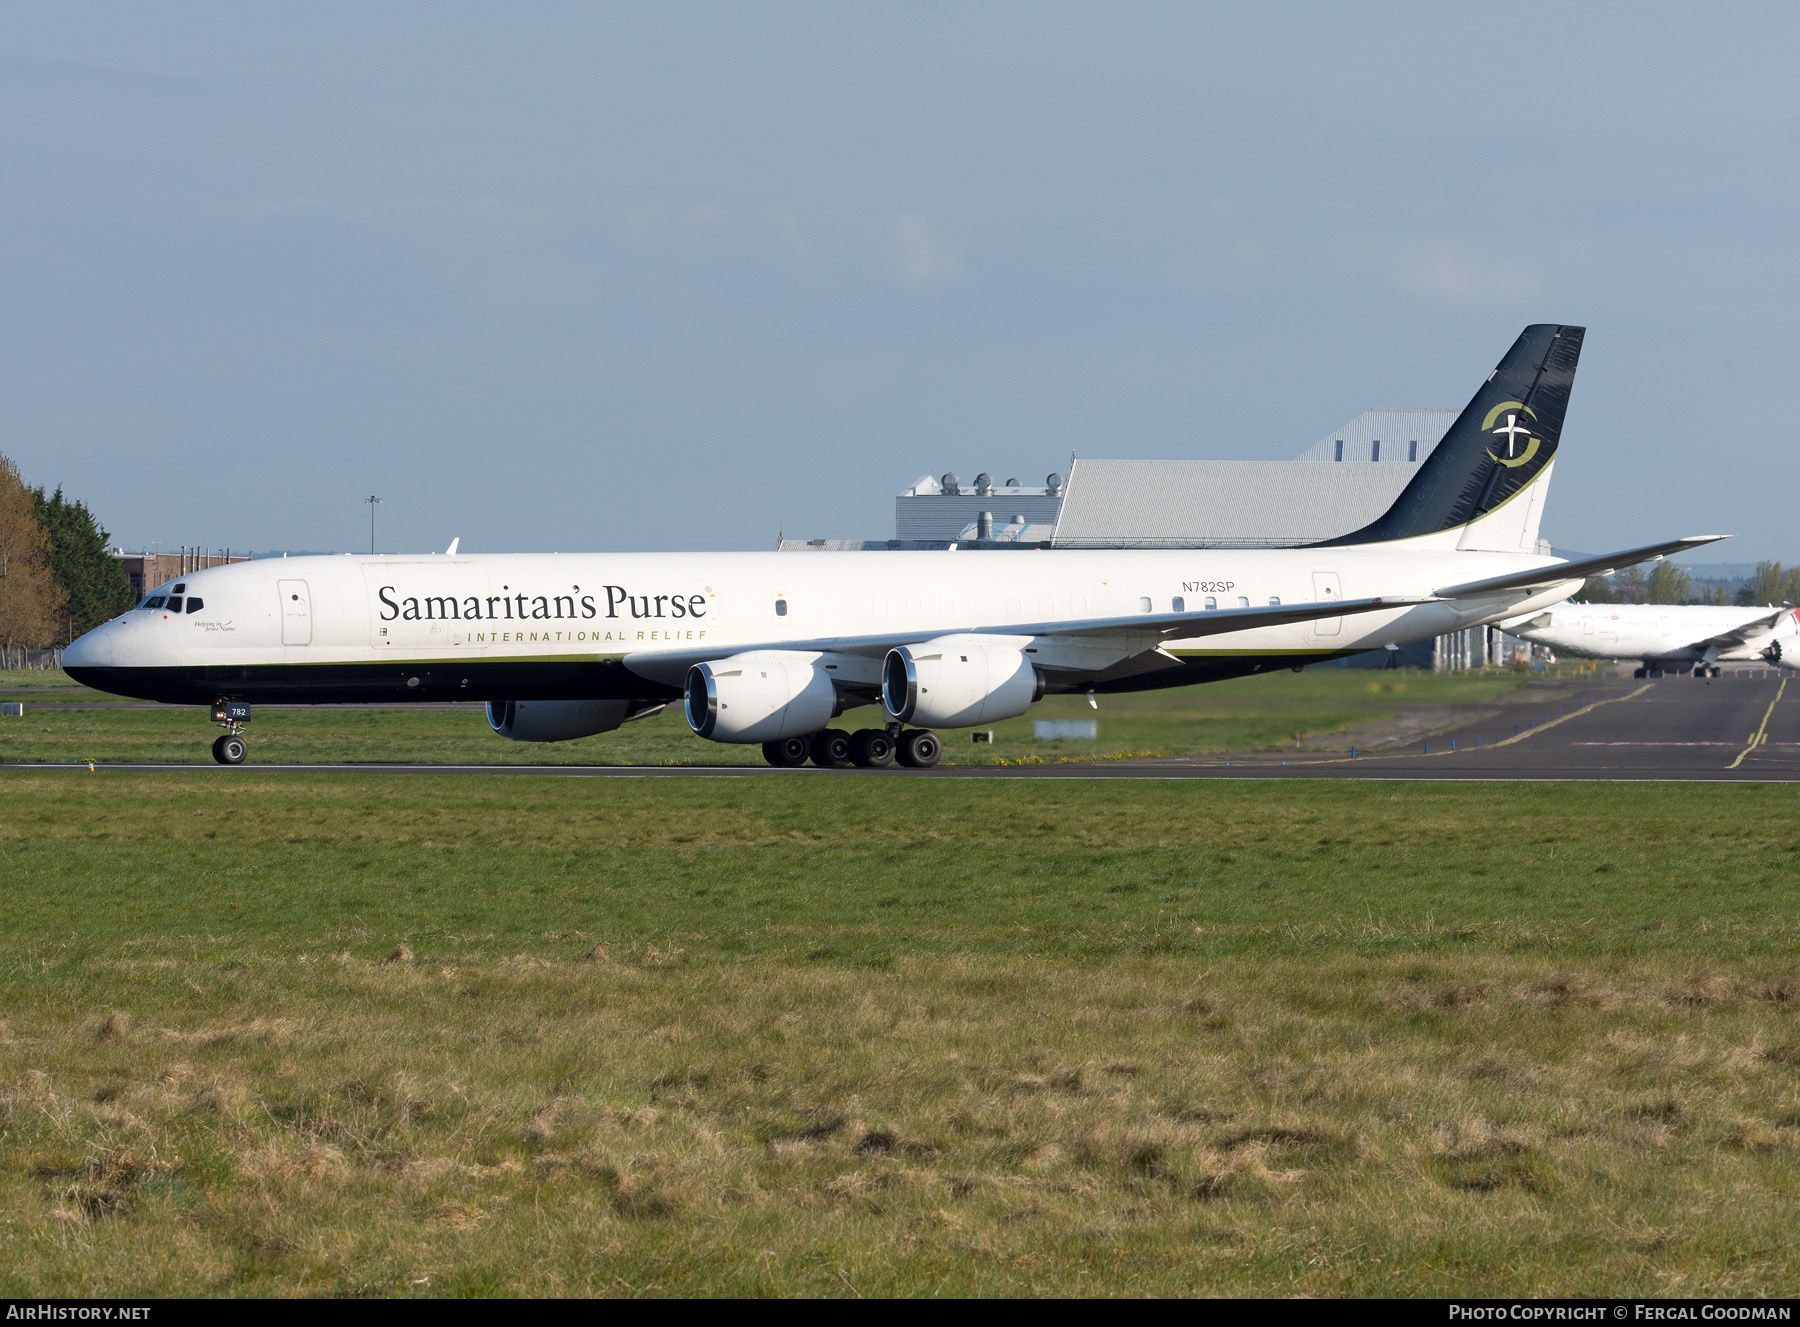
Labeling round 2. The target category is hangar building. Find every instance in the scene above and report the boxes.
[891,408,1459,546]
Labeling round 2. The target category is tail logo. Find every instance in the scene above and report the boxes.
[1482,401,1541,468]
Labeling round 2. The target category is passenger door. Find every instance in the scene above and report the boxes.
[278,580,312,646]
[1309,571,1342,636]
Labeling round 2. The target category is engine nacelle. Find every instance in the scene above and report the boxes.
[684,651,837,743]
[486,699,634,743]
[882,634,1043,728]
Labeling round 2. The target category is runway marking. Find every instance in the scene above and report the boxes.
[7,765,1800,783]
[1489,683,1653,747]
[1570,742,1735,747]
[1728,678,1786,770]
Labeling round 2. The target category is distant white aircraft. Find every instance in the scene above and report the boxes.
[65,323,1722,766]
[1502,603,1797,678]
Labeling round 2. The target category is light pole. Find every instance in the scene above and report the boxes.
[365,495,382,555]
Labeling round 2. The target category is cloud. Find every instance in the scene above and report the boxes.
[0,54,202,94]
[1399,242,1540,301]
[893,213,962,288]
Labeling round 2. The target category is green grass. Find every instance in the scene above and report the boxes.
[0,774,1797,1295]
[0,665,1599,766]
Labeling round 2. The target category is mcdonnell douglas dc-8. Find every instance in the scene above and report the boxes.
[64,324,1722,767]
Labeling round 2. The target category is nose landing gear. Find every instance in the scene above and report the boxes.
[210,700,251,765]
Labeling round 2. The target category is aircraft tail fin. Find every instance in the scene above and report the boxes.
[1316,324,1584,550]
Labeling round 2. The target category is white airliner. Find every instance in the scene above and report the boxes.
[64,324,1722,767]
[1503,602,1797,678]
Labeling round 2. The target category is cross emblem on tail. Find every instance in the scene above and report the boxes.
[1490,412,1530,458]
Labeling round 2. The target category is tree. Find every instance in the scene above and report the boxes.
[1748,560,1785,607]
[1647,561,1691,605]
[32,486,134,636]
[1612,565,1649,604]
[1783,566,1800,607]
[0,453,64,650]
[1571,576,1616,604]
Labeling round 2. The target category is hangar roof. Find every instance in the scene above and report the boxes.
[1047,408,1461,547]
[1291,407,1458,464]
[1049,459,1420,547]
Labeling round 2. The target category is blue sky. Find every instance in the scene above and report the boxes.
[3,4,1796,559]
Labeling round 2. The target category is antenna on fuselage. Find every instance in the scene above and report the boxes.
[445,537,460,555]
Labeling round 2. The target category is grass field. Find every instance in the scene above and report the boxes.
[1,773,1797,1295]
[0,665,1598,766]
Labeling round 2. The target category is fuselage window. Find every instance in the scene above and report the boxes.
[1269,596,1280,606]
[1204,597,1216,610]
[186,597,204,613]
[775,598,788,616]
[1138,596,1152,613]
[1172,596,1185,612]
[1237,596,1250,608]
[165,596,183,613]
[144,596,166,610]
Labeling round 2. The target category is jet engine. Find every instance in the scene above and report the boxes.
[684,651,837,743]
[882,634,1044,728]
[1765,611,1800,669]
[486,699,656,743]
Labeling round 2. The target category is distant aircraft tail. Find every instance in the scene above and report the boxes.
[1316,323,1584,551]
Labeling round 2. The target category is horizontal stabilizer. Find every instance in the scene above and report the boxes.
[1434,535,1728,600]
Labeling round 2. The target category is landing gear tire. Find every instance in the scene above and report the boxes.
[850,728,896,768]
[896,728,942,769]
[1632,668,1647,679]
[212,734,247,765]
[1649,668,1664,679]
[1711,667,1723,678]
[761,736,812,767]
[811,729,854,768]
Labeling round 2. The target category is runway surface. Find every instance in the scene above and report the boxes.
[9,672,1799,781]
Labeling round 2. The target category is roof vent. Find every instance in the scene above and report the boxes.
[1046,472,1063,496]
[974,473,992,495]
[941,472,961,496]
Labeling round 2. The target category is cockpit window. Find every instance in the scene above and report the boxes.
[143,596,166,610]
[165,596,183,613]
[173,583,186,593]
[186,597,203,613]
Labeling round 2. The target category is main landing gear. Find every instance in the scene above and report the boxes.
[210,700,251,765]
[759,726,942,770]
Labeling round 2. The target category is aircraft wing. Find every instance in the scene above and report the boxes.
[624,595,1420,685]
[1433,536,1728,600]
[1691,608,1792,653]
[1008,594,1422,641]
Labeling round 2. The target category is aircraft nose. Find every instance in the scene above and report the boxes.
[63,620,119,669]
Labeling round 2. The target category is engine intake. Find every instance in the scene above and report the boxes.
[882,635,1043,728]
[684,651,837,743]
